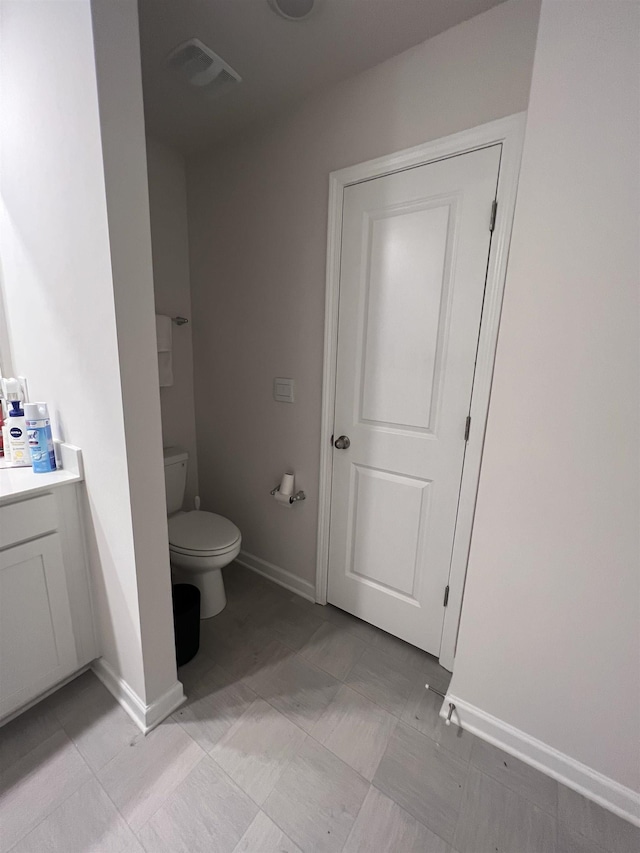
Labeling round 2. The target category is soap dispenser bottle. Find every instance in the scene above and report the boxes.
[8,400,31,467]
[4,378,31,467]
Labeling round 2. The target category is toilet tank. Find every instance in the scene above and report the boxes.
[163,447,188,514]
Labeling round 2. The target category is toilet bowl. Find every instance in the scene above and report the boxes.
[168,510,241,617]
[164,447,241,618]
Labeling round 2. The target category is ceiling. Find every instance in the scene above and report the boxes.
[138,0,506,154]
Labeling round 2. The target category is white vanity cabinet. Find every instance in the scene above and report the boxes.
[0,460,96,722]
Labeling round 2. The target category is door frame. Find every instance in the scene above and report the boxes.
[316,113,526,671]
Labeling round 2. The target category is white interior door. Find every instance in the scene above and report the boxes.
[328,145,501,656]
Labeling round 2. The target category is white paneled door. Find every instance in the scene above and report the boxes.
[328,145,501,656]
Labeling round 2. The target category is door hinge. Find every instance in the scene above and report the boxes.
[443,585,450,607]
[489,199,498,232]
[464,416,471,442]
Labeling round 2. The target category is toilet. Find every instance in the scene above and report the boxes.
[163,447,241,618]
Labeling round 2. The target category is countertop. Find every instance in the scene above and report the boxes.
[0,443,83,503]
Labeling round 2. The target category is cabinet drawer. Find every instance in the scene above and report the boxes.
[0,494,58,549]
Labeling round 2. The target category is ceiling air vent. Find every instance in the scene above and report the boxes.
[166,39,241,98]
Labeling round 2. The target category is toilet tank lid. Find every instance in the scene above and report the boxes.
[163,446,188,466]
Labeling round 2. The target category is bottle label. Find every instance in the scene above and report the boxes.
[26,425,56,472]
[10,427,23,438]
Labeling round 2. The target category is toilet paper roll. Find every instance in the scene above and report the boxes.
[279,472,295,497]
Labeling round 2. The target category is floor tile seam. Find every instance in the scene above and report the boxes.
[447,757,474,852]
[466,756,560,819]
[55,712,131,776]
[260,798,308,852]
[169,711,196,742]
[3,734,95,853]
[275,635,315,655]
[189,670,260,706]
[306,729,371,788]
[302,716,388,783]
[401,711,479,766]
[206,651,267,687]
[340,643,431,696]
[337,782,375,853]
[294,640,367,684]
[0,716,65,781]
[126,747,208,838]
[202,693,276,757]
[369,778,457,852]
[369,643,437,680]
[304,612,435,682]
[203,749,267,814]
[238,810,303,853]
[453,763,561,850]
[256,717,372,793]
[555,818,609,853]
[268,647,345,686]
[179,658,223,696]
[91,751,149,836]
[5,778,93,853]
[259,734,371,853]
[258,694,318,744]
[68,770,143,849]
[48,678,104,728]
[204,618,445,723]
[343,677,413,724]
[242,600,444,684]
[0,725,84,790]
[311,617,380,655]
[305,685,400,775]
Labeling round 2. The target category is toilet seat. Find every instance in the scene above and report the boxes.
[168,510,241,557]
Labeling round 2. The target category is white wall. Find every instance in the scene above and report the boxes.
[146,136,199,507]
[187,0,541,586]
[0,0,179,709]
[90,0,179,704]
[449,0,640,800]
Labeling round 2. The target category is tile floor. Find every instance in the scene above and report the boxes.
[1,565,638,852]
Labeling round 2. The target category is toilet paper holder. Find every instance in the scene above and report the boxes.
[270,484,306,505]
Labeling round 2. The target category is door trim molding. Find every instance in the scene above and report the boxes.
[316,113,527,671]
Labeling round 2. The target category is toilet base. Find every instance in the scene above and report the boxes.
[172,567,227,619]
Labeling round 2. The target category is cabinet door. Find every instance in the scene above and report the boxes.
[0,534,78,718]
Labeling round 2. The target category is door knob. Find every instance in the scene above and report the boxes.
[334,435,351,450]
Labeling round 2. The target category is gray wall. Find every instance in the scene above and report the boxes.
[450,0,640,795]
[186,0,541,586]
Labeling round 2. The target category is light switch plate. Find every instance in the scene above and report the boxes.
[274,377,295,403]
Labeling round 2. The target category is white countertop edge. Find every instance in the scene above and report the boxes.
[0,443,84,503]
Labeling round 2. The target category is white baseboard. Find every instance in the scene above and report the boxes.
[236,550,316,602]
[92,658,185,735]
[442,694,640,828]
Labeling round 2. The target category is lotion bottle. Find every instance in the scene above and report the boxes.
[7,400,31,467]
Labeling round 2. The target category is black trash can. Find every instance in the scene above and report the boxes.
[172,584,200,667]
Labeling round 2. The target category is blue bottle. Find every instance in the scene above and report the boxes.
[24,402,57,473]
